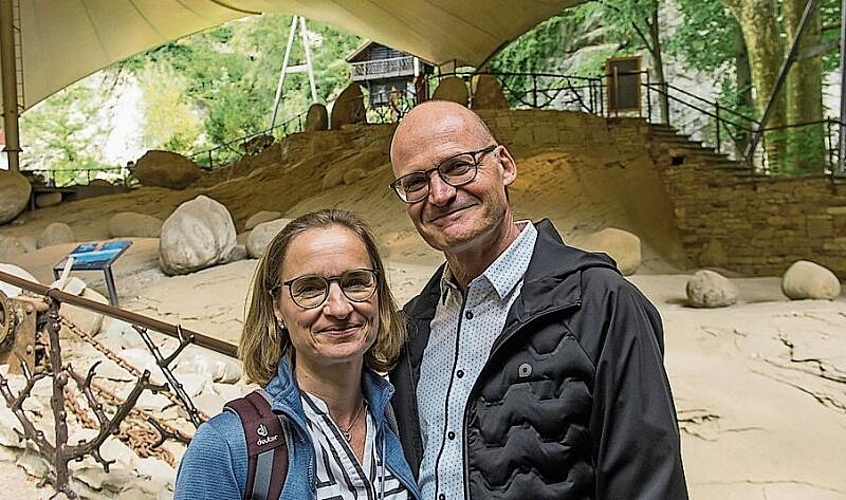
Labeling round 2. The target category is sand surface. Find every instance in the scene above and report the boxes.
[1,127,845,499]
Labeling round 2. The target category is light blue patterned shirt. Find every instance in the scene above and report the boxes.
[416,221,538,500]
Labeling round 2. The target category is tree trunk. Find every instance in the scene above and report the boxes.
[648,3,670,124]
[783,0,826,172]
[733,23,754,158]
[722,0,787,171]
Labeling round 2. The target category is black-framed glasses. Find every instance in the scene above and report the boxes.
[271,268,379,309]
[389,145,498,203]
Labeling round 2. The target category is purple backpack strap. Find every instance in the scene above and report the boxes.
[224,389,289,500]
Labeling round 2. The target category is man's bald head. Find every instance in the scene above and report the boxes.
[390,101,495,165]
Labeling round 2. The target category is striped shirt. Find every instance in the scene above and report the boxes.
[416,221,538,500]
[301,391,410,500]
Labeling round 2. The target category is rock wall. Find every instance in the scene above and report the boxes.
[476,109,846,278]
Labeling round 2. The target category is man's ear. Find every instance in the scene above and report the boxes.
[498,146,518,186]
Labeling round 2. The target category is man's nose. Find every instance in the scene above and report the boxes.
[323,282,353,317]
[427,171,456,206]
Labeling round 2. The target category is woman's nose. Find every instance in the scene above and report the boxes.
[323,282,353,317]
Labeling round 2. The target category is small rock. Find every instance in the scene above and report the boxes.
[108,212,162,238]
[305,103,329,131]
[0,235,27,259]
[432,77,469,106]
[176,348,242,384]
[98,319,149,350]
[0,396,24,447]
[0,263,39,298]
[192,391,227,417]
[60,288,109,337]
[50,276,88,296]
[35,191,62,208]
[16,447,52,478]
[579,228,642,276]
[36,222,75,248]
[686,270,739,308]
[782,260,842,300]
[17,235,37,253]
[472,74,509,109]
[223,244,248,263]
[132,457,175,487]
[246,218,292,259]
[245,210,282,231]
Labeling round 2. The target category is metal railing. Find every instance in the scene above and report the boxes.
[350,56,415,81]
[21,166,128,188]
[0,269,237,498]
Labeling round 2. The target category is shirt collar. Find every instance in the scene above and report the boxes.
[439,221,538,301]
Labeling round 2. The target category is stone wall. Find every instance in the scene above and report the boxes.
[477,109,846,277]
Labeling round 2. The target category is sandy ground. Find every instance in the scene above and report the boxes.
[1,127,845,499]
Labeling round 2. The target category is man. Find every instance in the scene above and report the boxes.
[388,101,688,499]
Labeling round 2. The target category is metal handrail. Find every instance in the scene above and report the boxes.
[0,270,237,358]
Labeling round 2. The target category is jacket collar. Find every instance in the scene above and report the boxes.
[264,354,396,431]
[403,219,619,360]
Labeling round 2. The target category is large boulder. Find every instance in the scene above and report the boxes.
[686,270,739,308]
[472,74,509,109]
[245,210,282,231]
[579,228,642,276]
[247,218,292,259]
[108,212,162,238]
[305,103,329,131]
[133,150,202,190]
[36,222,75,248]
[432,77,469,106]
[331,84,366,129]
[0,170,31,224]
[782,260,842,300]
[159,196,237,275]
[0,236,27,260]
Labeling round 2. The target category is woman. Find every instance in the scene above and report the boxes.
[175,208,420,500]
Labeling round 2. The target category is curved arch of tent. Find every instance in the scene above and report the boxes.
[1,0,583,114]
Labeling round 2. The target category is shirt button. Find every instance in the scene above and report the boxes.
[465,310,474,319]
[447,431,456,440]
[439,495,445,500]
[456,369,464,378]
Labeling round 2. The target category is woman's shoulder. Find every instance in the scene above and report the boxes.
[185,410,247,461]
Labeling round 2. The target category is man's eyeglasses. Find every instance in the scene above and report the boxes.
[270,269,379,309]
[390,145,498,203]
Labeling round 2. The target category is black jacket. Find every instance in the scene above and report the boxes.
[390,219,688,500]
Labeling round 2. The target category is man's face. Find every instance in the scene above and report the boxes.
[390,111,516,254]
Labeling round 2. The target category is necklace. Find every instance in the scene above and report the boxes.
[338,398,365,442]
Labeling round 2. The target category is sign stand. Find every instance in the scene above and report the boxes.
[52,240,132,307]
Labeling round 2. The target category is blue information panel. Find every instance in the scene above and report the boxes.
[53,240,132,306]
[54,240,132,272]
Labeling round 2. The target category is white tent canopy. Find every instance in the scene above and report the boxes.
[2,0,582,113]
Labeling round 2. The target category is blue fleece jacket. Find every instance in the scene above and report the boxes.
[174,357,421,500]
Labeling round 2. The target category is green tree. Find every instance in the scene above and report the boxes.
[19,78,112,186]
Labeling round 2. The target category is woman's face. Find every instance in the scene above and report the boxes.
[274,225,380,373]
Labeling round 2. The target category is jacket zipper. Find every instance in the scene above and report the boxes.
[461,300,582,499]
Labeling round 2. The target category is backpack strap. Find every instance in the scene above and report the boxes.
[224,389,289,500]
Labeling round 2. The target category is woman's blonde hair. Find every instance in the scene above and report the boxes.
[239,208,407,386]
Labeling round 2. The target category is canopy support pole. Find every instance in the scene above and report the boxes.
[270,16,318,130]
[0,0,21,171]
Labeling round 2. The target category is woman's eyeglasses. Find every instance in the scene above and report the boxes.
[270,268,379,309]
